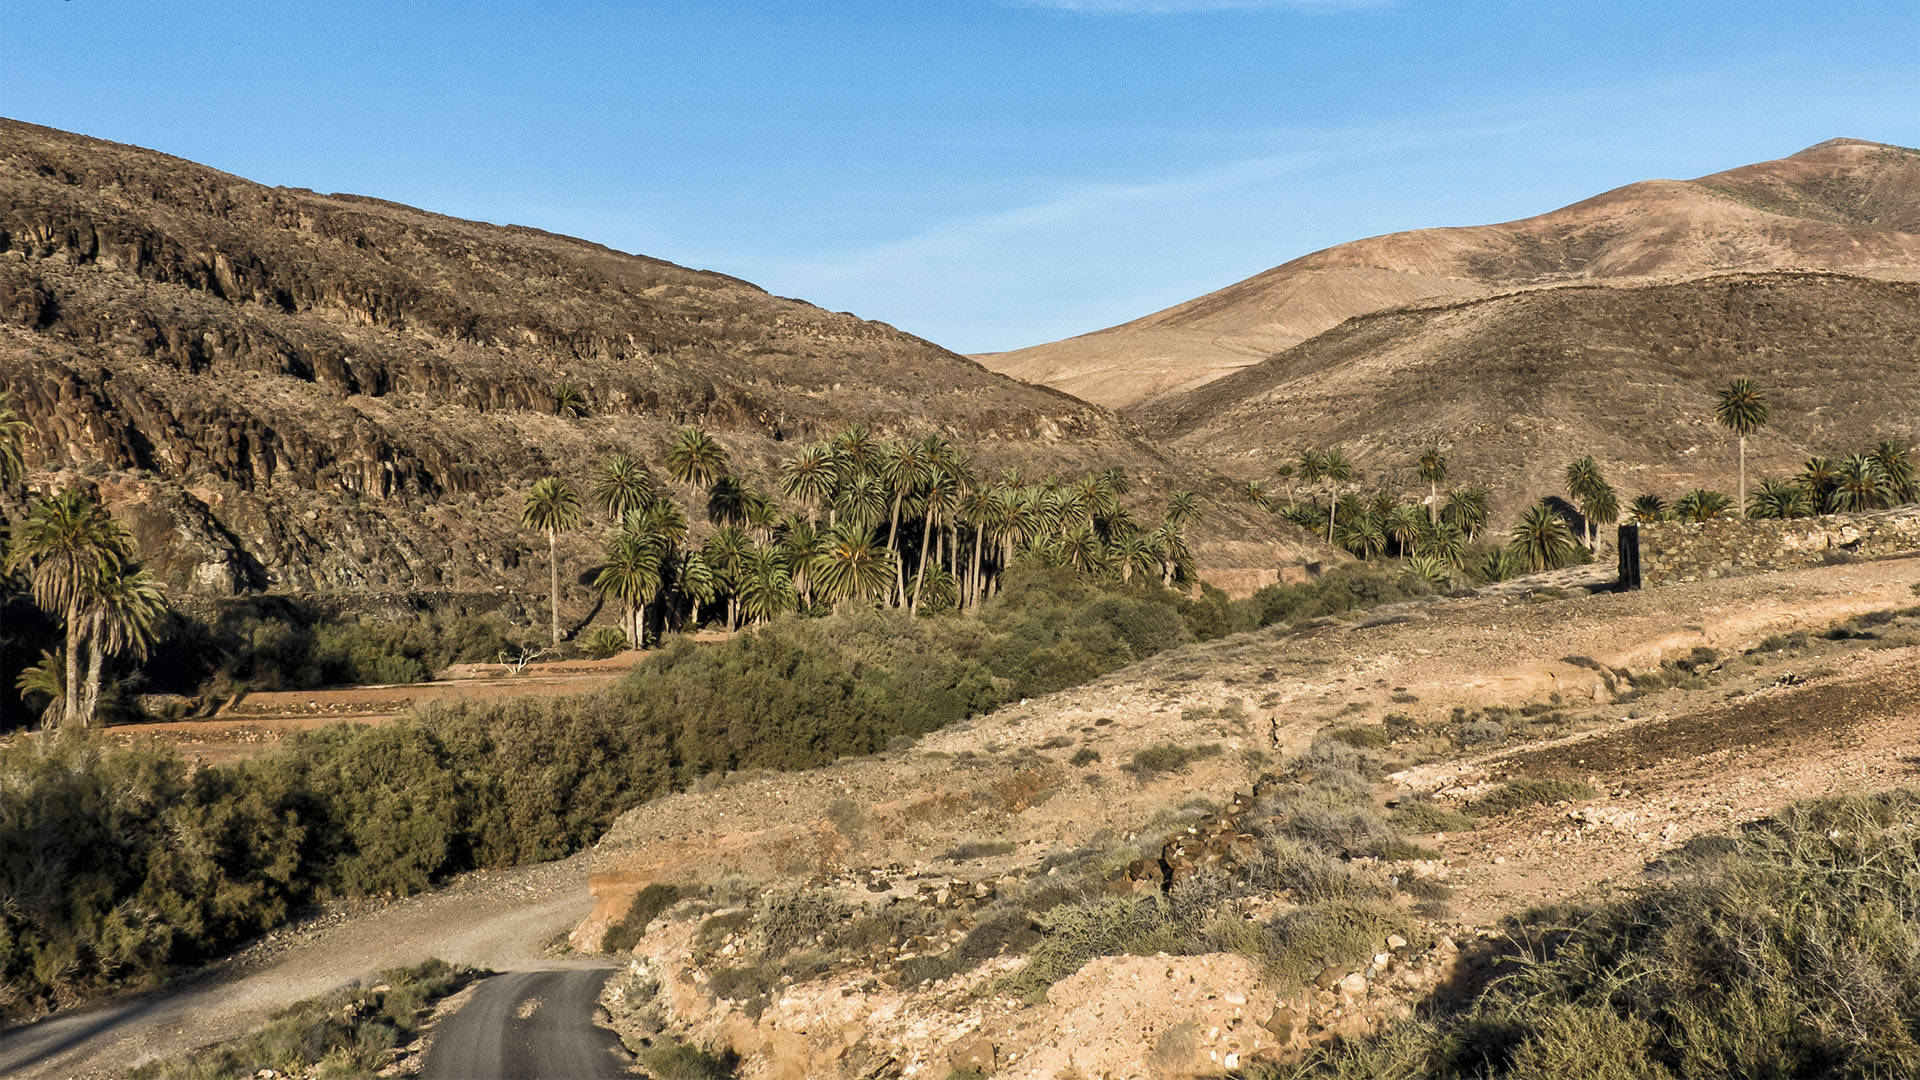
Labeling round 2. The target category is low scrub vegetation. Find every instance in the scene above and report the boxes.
[0,568,1242,1018]
[129,959,475,1080]
[1272,790,1920,1078]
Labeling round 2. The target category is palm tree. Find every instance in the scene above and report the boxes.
[779,444,837,525]
[1073,472,1117,528]
[1417,448,1448,523]
[1564,457,1607,547]
[911,465,961,614]
[878,439,930,600]
[1510,502,1578,573]
[679,550,717,628]
[1714,378,1771,515]
[1384,504,1425,557]
[664,427,730,490]
[1112,532,1157,584]
[829,424,879,479]
[1152,521,1193,587]
[1871,438,1918,504]
[1418,520,1468,568]
[594,529,662,645]
[521,477,582,644]
[591,454,655,522]
[1337,513,1387,560]
[1579,483,1619,551]
[15,651,63,725]
[1628,494,1669,523]
[738,544,797,626]
[1747,478,1814,520]
[1440,485,1491,539]
[0,389,27,490]
[812,523,897,608]
[706,474,751,527]
[1831,454,1892,513]
[703,526,754,629]
[79,564,165,723]
[1797,456,1840,513]
[1242,480,1270,511]
[551,381,589,418]
[1320,450,1353,546]
[1673,489,1734,522]
[1058,523,1107,576]
[7,488,134,726]
[834,471,889,531]
[1165,490,1199,528]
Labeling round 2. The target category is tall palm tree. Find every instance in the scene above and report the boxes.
[679,550,717,628]
[664,427,731,491]
[7,488,133,726]
[738,544,797,626]
[878,439,930,599]
[1440,485,1491,539]
[521,477,582,644]
[1152,520,1193,587]
[1320,450,1353,546]
[833,471,890,531]
[1714,378,1771,515]
[78,564,165,725]
[1510,502,1578,573]
[1058,523,1107,576]
[812,523,897,608]
[594,530,662,645]
[1417,448,1448,524]
[1165,490,1199,528]
[829,424,879,480]
[779,444,837,525]
[591,454,655,522]
[1579,483,1619,551]
[0,389,27,490]
[706,474,751,527]
[911,465,961,614]
[703,526,754,628]
[1384,504,1425,557]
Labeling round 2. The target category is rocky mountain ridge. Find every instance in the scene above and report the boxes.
[0,117,1314,597]
[978,138,1920,408]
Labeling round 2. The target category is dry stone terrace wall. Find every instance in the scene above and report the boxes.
[1637,506,1920,586]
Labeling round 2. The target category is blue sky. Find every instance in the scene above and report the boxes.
[4,2,1918,352]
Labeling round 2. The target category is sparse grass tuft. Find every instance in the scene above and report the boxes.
[1471,778,1597,816]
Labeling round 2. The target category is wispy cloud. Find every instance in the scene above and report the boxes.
[1011,0,1384,13]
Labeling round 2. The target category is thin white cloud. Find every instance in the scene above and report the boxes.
[1012,0,1383,12]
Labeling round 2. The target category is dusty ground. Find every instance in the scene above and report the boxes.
[95,653,645,765]
[14,555,1920,1078]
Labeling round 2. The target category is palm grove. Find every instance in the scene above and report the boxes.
[1248,378,1920,583]
[522,423,1200,652]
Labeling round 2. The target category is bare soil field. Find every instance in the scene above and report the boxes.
[97,653,644,765]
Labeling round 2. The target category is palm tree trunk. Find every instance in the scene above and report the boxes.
[1429,481,1438,524]
[63,599,82,727]
[1738,435,1748,517]
[1327,492,1337,546]
[910,511,937,614]
[969,524,985,609]
[885,494,905,604]
[548,527,562,645]
[80,609,104,727]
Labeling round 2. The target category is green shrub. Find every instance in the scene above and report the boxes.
[1069,747,1101,767]
[582,626,630,659]
[633,1039,740,1080]
[1390,800,1479,833]
[1279,789,1920,1079]
[1123,741,1223,777]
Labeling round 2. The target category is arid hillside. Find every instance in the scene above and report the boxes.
[978,138,1920,408]
[1137,271,1920,515]
[0,118,1317,596]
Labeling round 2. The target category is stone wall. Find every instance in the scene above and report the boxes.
[1634,506,1920,586]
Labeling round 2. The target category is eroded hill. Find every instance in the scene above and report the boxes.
[0,118,1314,597]
[979,139,1920,408]
[1137,271,1920,515]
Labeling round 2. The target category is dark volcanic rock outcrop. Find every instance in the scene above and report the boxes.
[0,118,1312,595]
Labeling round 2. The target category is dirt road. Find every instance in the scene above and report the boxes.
[0,857,603,1079]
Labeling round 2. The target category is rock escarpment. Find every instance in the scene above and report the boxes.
[0,118,1311,595]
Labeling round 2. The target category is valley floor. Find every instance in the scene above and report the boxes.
[8,556,1920,1077]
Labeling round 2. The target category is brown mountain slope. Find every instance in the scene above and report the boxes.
[1136,271,1920,515]
[0,118,1318,596]
[978,139,1920,409]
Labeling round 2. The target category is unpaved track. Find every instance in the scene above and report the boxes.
[422,969,631,1079]
[0,857,602,1079]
